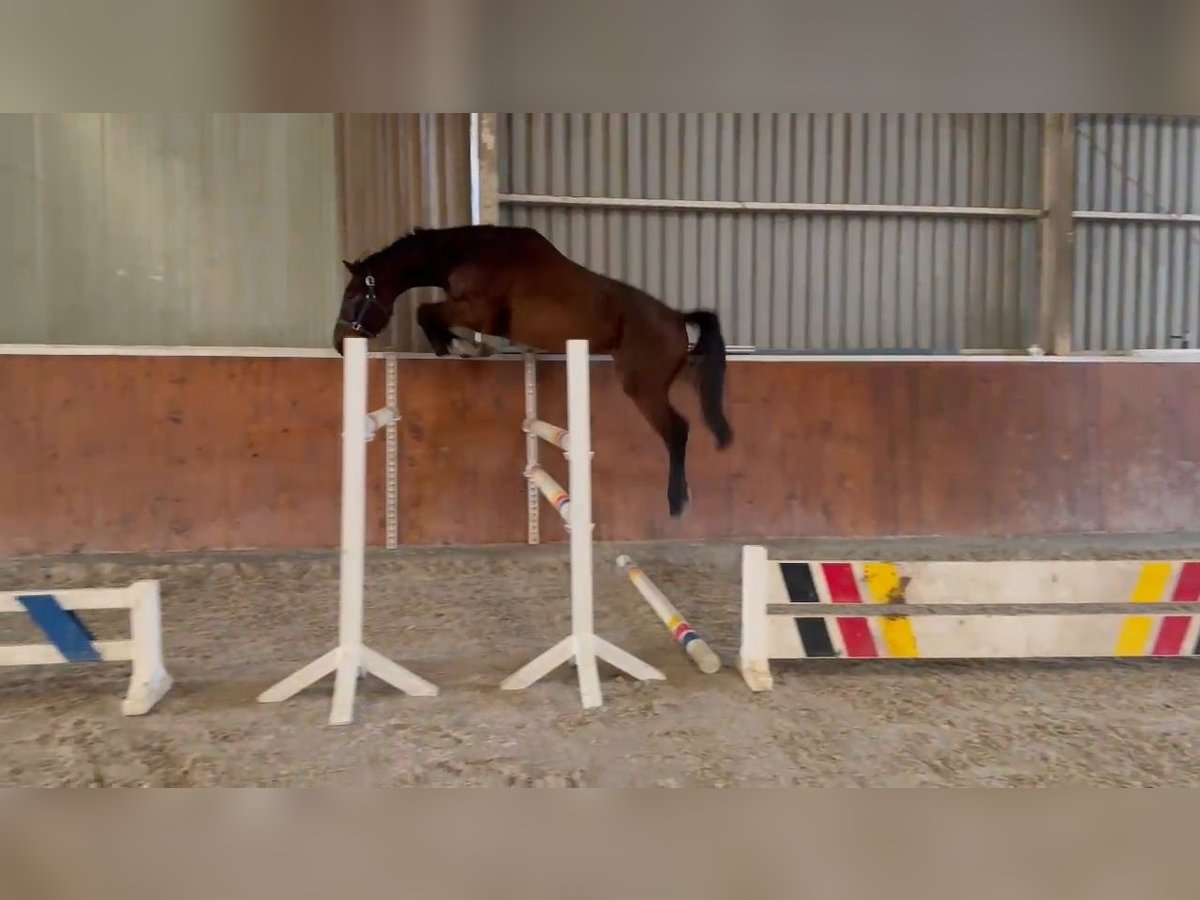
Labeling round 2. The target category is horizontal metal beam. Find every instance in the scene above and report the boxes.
[1074,209,1200,224]
[499,192,1043,219]
[504,200,1199,224]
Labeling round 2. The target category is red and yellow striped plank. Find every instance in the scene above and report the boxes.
[763,559,1200,661]
[1116,561,1200,656]
[767,561,921,660]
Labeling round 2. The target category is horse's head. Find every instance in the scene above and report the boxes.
[332,259,393,354]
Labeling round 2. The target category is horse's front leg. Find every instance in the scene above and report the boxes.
[416,301,456,356]
[447,330,488,358]
[418,299,490,357]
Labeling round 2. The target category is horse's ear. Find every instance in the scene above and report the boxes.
[342,259,357,275]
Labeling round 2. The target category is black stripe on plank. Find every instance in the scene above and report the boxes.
[779,562,836,658]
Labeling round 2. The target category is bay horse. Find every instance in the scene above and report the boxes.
[332,224,733,518]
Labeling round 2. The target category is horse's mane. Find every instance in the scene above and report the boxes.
[351,223,510,271]
[353,226,431,267]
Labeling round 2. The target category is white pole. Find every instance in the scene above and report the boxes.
[524,418,569,452]
[500,338,664,708]
[122,579,173,715]
[615,555,721,674]
[340,336,367,652]
[566,339,600,707]
[524,465,570,524]
[257,335,437,722]
[737,544,774,692]
[331,335,368,719]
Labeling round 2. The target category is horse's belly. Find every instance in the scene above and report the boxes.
[508,303,618,354]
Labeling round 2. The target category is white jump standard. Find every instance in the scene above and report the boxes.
[0,579,171,715]
[502,339,665,709]
[258,336,437,725]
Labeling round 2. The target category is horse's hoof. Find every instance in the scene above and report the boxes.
[449,337,484,358]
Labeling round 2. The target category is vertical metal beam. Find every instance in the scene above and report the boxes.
[470,113,501,350]
[524,351,540,545]
[471,113,500,225]
[384,355,399,550]
[469,113,482,225]
[485,114,530,519]
[1037,113,1076,355]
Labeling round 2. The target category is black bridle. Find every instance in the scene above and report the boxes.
[337,273,388,338]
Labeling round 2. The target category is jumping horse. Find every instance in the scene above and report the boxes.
[332,224,733,518]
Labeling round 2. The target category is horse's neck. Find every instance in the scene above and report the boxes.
[380,236,451,293]
[390,269,445,293]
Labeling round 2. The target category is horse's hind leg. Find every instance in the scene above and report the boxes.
[615,352,690,517]
[633,389,689,517]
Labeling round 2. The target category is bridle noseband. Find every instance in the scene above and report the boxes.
[337,273,388,338]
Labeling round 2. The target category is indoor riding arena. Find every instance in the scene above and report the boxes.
[5,113,1200,787]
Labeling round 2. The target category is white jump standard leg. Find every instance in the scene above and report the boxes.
[737,545,775,691]
[258,337,437,725]
[502,340,664,709]
[122,580,174,715]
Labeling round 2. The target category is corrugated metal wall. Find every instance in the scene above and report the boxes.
[1073,114,1200,350]
[0,113,341,347]
[7,113,1196,354]
[335,113,472,352]
[0,113,474,351]
[498,113,1043,351]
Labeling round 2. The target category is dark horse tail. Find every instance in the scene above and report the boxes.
[683,310,733,449]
